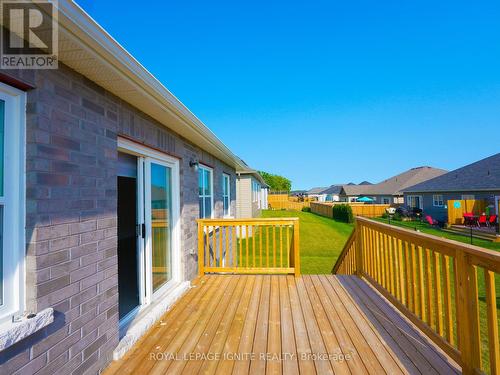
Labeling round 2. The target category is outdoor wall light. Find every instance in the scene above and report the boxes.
[189,159,199,171]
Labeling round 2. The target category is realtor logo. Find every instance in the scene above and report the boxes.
[0,0,58,69]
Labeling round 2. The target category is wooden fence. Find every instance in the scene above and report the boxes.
[310,201,334,217]
[448,199,488,225]
[333,217,500,375]
[268,194,310,210]
[310,202,389,218]
[197,218,300,276]
[268,193,289,203]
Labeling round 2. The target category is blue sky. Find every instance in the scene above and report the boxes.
[77,1,500,189]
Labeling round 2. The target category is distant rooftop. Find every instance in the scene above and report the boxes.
[403,153,500,193]
[341,166,448,196]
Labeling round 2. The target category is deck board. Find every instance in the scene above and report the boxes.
[105,275,461,375]
[344,275,461,374]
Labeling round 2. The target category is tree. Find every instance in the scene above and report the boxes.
[259,171,292,192]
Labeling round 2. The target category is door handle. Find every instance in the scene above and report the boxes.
[136,223,146,238]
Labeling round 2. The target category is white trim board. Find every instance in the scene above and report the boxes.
[0,82,26,324]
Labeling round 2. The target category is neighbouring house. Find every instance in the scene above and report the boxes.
[306,186,328,201]
[236,170,269,218]
[0,2,257,374]
[306,185,342,202]
[321,185,342,202]
[339,166,448,204]
[340,184,373,203]
[403,153,500,222]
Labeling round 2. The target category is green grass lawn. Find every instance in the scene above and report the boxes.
[261,209,353,274]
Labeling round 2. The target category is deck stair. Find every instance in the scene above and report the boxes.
[443,225,500,242]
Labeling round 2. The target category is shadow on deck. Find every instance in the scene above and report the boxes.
[104,274,460,375]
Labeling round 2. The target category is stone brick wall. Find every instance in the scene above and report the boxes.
[0,64,237,374]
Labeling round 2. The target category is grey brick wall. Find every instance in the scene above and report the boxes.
[0,64,237,374]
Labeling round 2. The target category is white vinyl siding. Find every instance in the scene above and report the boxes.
[236,176,263,218]
[462,194,475,200]
[0,82,25,323]
[198,165,213,218]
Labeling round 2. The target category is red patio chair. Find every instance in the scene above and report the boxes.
[425,215,438,226]
[463,212,473,226]
[478,215,487,227]
[489,215,498,227]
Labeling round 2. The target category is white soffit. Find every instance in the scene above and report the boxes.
[54,1,249,171]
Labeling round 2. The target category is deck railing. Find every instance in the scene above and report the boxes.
[197,218,300,276]
[333,217,500,375]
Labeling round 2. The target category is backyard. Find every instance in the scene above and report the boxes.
[261,209,353,273]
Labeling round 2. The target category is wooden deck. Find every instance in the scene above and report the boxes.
[105,275,461,375]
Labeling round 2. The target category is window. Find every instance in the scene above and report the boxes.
[222,174,230,217]
[462,194,475,201]
[0,82,25,323]
[407,195,422,209]
[433,194,444,207]
[198,166,213,218]
[382,197,390,204]
[251,180,261,203]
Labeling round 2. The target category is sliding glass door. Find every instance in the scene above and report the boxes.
[147,161,173,294]
[117,139,180,324]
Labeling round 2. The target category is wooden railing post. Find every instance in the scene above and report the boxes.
[355,219,363,276]
[455,251,482,374]
[293,220,300,277]
[197,220,204,276]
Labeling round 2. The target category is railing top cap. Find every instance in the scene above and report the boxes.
[197,217,299,222]
[355,216,500,261]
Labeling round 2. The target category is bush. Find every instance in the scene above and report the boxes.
[332,204,354,223]
[302,206,311,212]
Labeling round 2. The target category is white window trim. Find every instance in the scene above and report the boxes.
[199,165,214,219]
[0,82,26,325]
[433,194,444,207]
[407,195,423,209]
[222,173,231,218]
[251,179,261,204]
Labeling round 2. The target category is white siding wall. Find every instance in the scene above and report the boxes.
[236,176,252,218]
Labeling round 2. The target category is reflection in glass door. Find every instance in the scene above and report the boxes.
[149,162,173,293]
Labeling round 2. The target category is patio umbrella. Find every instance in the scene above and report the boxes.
[357,196,374,202]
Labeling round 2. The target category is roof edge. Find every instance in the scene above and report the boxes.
[57,0,249,171]
[237,170,269,187]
